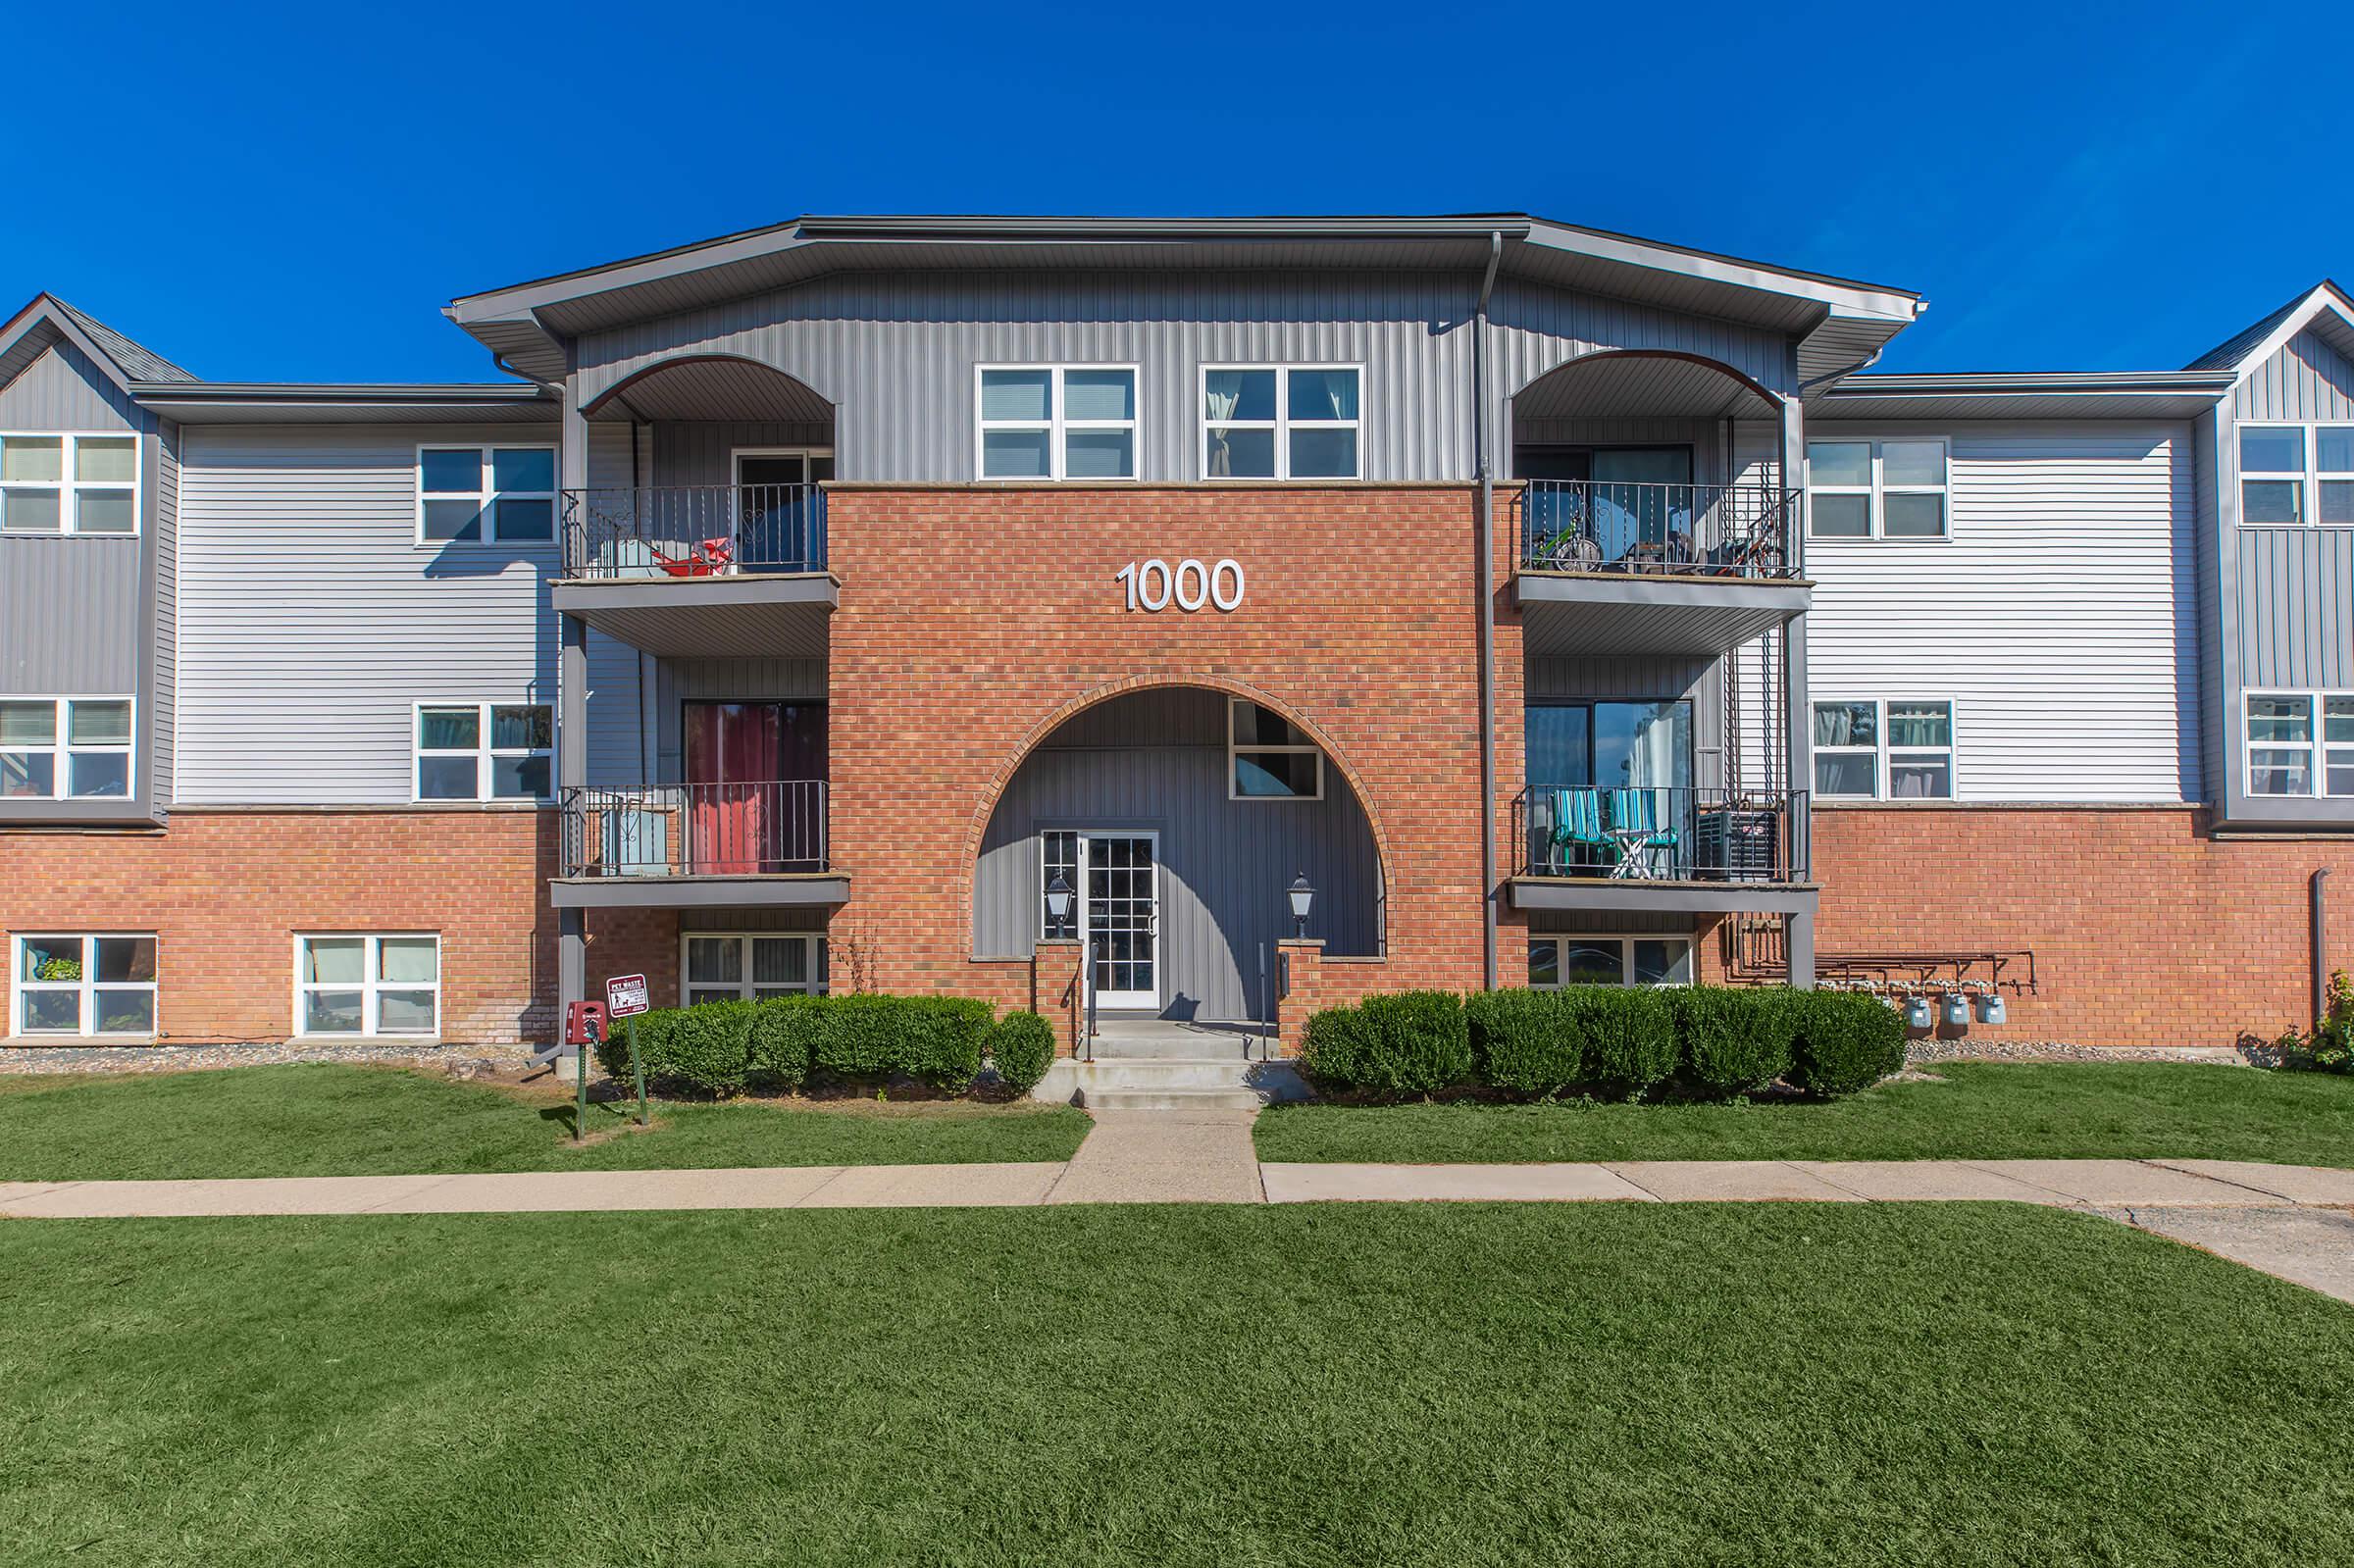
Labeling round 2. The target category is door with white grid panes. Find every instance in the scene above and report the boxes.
[1083,833,1159,1009]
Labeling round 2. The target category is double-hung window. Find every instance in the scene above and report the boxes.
[0,697,132,798]
[2238,425,2354,527]
[417,445,556,542]
[1807,437,1948,537]
[2244,690,2354,796]
[1201,366,1362,480]
[0,433,138,534]
[1814,699,1955,799]
[13,934,157,1036]
[296,935,440,1036]
[414,703,553,801]
[681,933,828,1005]
[1229,699,1324,800]
[976,366,1138,480]
[1528,935,1693,987]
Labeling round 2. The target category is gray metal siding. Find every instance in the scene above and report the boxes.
[0,538,143,692]
[175,423,562,802]
[152,420,178,804]
[2228,329,2354,422]
[2192,408,2221,804]
[653,422,832,485]
[0,340,151,432]
[972,687,1380,1021]
[572,270,1794,484]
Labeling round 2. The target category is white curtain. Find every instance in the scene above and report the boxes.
[1203,377,1242,478]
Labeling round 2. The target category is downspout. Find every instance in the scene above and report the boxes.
[1474,230,1504,991]
[2314,868,2330,1027]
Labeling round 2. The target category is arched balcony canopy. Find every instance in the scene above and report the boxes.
[581,353,834,426]
[1511,347,1783,430]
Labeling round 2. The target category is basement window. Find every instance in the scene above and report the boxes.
[296,935,439,1037]
[1528,935,1693,987]
[13,934,157,1036]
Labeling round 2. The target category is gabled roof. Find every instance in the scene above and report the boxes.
[0,292,197,402]
[2180,279,2354,375]
[446,212,1925,387]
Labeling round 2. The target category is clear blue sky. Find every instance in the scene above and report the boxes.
[5,0,2345,382]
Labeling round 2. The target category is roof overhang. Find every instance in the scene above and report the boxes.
[128,381,555,425]
[447,213,1924,386]
[1809,370,2240,422]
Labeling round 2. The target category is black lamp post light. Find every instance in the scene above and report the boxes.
[1288,871,1315,939]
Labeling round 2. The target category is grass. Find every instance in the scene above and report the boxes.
[0,1064,1091,1180]
[2,1202,2350,1566]
[1254,1061,2354,1166]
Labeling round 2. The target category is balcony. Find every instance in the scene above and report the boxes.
[551,485,835,658]
[1511,481,1808,659]
[551,780,848,909]
[1509,784,1815,916]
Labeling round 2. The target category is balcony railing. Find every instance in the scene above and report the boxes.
[1516,481,1798,580]
[559,484,828,581]
[559,781,828,878]
[1516,785,1808,882]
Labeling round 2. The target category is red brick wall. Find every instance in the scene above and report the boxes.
[1816,805,2351,1049]
[1,809,558,1044]
[824,483,1518,1009]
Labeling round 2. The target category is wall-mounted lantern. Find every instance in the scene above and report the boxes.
[1045,872,1073,931]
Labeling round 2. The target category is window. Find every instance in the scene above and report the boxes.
[0,432,139,535]
[1202,365,1362,480]
[1813,699,1955,799]
[1525,700,1694,789]
[2237,425,2354,528]
[1528,935,1693,988]
[416,445,556,542]
[0,697,132,799]
[1807,437,1948,538]
[295,935,439,1036]
[1229,699,1324,799]
[413,703,552,801]
[681,933,828,1005]
[976,366,1138,480]
[12,934,156,1036]
[2243,689,2354,796]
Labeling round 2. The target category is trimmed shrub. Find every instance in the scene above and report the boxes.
[987,1010,1056,1095]
[900,995,994,1093]
[1298,1003,1380,1090]
[746,995,823,1092]
[1673,986,1798,1096]
[811,992,901,1082]
[1467,987,1583,1095]
[1562,986,1678,1097]
[609,998,757,1096]
[1314,990,1471,1096]
[1789,988,1907,1097]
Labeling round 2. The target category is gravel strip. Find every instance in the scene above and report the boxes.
[0,1041,537,1078]
[1904,1038,2251,1066]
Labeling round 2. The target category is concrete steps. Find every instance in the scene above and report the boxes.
[1077,1086,1267,1112]
[1031,1054,1308,1108]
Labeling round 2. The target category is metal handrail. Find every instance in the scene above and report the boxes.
[559,780,828,877]
[1515,784,1809,882]
[1515,481,1798,580]
[559,484,828,580]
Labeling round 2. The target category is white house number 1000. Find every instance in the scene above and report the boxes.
[1115,557,1246,613]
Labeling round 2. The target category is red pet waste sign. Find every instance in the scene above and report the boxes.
[605,974,650,1018]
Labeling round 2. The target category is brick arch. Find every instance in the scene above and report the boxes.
[959,674,1395,954]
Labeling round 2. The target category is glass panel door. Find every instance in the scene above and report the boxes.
[1082,833,1158,1009]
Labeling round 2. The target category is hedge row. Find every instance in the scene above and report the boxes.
[1300,985,1904,1101]
[592,994,1057,1098]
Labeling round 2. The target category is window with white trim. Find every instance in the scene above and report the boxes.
[1528,935,1693,987]
[1202,365,1362,480]
[976,366,1138,480]
[1807,437,1948,537]
[295,935,439,1037]
[0,432,139,534]
[13,934,157,1036]
[417,445,556,542]
[1813,699,1954,799]
[0,697,132,799]
[2244,689,2354,796]
[681,933,828,1005]
[414,703,552,801]
[2238,424,2354,528]
[1229,699,1324,800]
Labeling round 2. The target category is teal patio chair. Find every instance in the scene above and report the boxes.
[1605,787,1682,880]
[1544,786,1610,875]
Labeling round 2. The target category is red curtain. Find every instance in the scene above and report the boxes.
[684,703,824,873]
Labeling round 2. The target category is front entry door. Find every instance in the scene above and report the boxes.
[1083,833,1159,1009]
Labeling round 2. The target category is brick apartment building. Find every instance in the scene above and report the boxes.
[4,216,2351,1057]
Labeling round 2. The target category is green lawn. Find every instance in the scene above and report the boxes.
[2,1203,2349,1566]
[1254,1061,2354,1166]
[0,1064,1090,1180]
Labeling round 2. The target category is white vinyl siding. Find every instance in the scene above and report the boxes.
[175,426,560,803]
[1804,423,2192,802]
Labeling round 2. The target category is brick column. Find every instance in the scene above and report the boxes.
[1031,939,1083,1056]
[1275,937,1327,1055]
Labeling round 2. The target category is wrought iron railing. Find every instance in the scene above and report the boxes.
[559,484,828,581]
[559,781,828,877]
[1516,785,1808,882]
[1515,481,1798,579]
